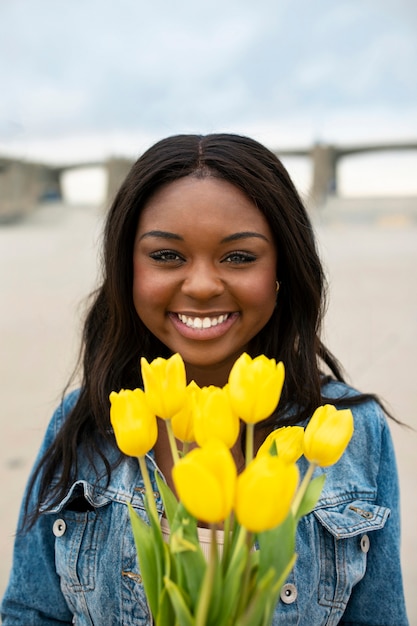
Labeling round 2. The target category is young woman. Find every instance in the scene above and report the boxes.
[1,134,409,625]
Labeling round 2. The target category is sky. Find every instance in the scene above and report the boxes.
[1,0,417,196]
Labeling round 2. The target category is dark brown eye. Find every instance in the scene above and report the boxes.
[149,250,183,262]
[223,252,257,264]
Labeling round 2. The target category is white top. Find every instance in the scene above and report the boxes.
[160,516,226,561]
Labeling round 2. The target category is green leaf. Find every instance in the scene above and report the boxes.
[294,474,326,520]
[257,513,296,586]
[128,503,162,618]
[260,553,297,626]
[217,542,249,625]
[164,577,195,626]
[215,526,256,626]
[155,587,176,626]
[155,470,179,525]
[219,514,239,571]
[146,498,169,599]
[170,504,207,608]
[234,567,276,626]
[269,440,278,456]
[205,553,224,626]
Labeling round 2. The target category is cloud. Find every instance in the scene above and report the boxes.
[0,0,416,160]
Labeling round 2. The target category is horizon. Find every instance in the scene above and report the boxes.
[2,136,416,202]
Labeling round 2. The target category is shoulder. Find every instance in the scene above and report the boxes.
[321,377,366,401]
[39,389,81,450]
[321,378,387,431]
[52,388,81,431]
[317,379,397,499]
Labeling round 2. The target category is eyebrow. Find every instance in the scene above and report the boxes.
[138,230,183,242]
[221,231,269,243]
[138,230,269,243]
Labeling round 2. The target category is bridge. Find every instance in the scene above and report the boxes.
[1,141,416,220]
[0,156,133,221]
[274,141,417,206]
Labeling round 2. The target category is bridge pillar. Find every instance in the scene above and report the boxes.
[0,159,62,221]
[105,157,134,206]
[310,144,339,207]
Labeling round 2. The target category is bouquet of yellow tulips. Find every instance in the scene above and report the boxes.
[109,353,354,626]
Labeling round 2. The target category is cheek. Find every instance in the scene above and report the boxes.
[132,265,158,314]
[132,263,174,318]
[238,270,276,310]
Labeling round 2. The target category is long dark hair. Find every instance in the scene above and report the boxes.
[24,133,376,525]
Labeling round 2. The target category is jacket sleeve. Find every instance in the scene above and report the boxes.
[1,394,79,625]
[340,414,409,626]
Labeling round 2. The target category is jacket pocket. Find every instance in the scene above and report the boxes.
[313,499,390,610]
[50,481,112,594]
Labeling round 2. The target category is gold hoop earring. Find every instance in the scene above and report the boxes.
[275,280,280,293]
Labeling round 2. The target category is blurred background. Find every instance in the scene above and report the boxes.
[1,0,416,622]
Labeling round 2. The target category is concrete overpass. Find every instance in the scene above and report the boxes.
[274,140,417,206]
[0,157,133,221]
[1,142,417,220]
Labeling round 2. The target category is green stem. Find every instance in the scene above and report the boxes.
[138,455,159,524]
[181,441,190,457]
[291,462,316,517]
[234,530,253,620]
[221,513,232,570]
[165,418,181,465]
[245,423,255,466]
[226,523,248,580]
[196,525,218,626]
[234,523,248,555]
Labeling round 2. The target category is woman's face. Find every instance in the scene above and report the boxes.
[133,176,277,385]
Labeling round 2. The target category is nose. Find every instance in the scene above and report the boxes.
[181,262,225,300]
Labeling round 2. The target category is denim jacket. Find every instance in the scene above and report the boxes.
[1,380,409,625]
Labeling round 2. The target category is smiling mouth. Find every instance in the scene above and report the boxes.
[176,313,230,329]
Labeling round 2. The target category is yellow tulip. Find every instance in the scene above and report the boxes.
[110,388,158,457]
[193,385,240,449]
[235,454,299,532]
[140,353,187,420]
[171,381,199,444]
[304,405,354,467]
[172,440,237,524]
[228,353,285,424]
[257,426,305,464]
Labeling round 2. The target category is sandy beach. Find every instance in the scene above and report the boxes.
[1,199,416,622]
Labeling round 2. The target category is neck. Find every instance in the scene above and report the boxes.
[184,363,231,388]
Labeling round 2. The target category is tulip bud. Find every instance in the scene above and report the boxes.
[257,426,305,464]
[192,385,240,449]
[235,454,299,532]
[171,381,199,444]
[228,353,285,424]
[304,405,354,467]
[172,440,237,524]
[140,353,187,420]
[110,389,158,457]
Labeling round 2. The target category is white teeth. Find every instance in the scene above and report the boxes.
[177,314,229,329]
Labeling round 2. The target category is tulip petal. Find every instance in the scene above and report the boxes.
[172,440,237,524]
[140,354,187,420]
[304,405,354,467]
[235,455,299,532]
[171,381,199,443]
[110,389,158,457]
[193,386,240,449]
[257,426,305,464]
[228,353,285,424]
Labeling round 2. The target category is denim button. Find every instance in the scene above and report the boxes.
[360,534,370,553]
[280,583,298,604]
[53,519,66,537]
